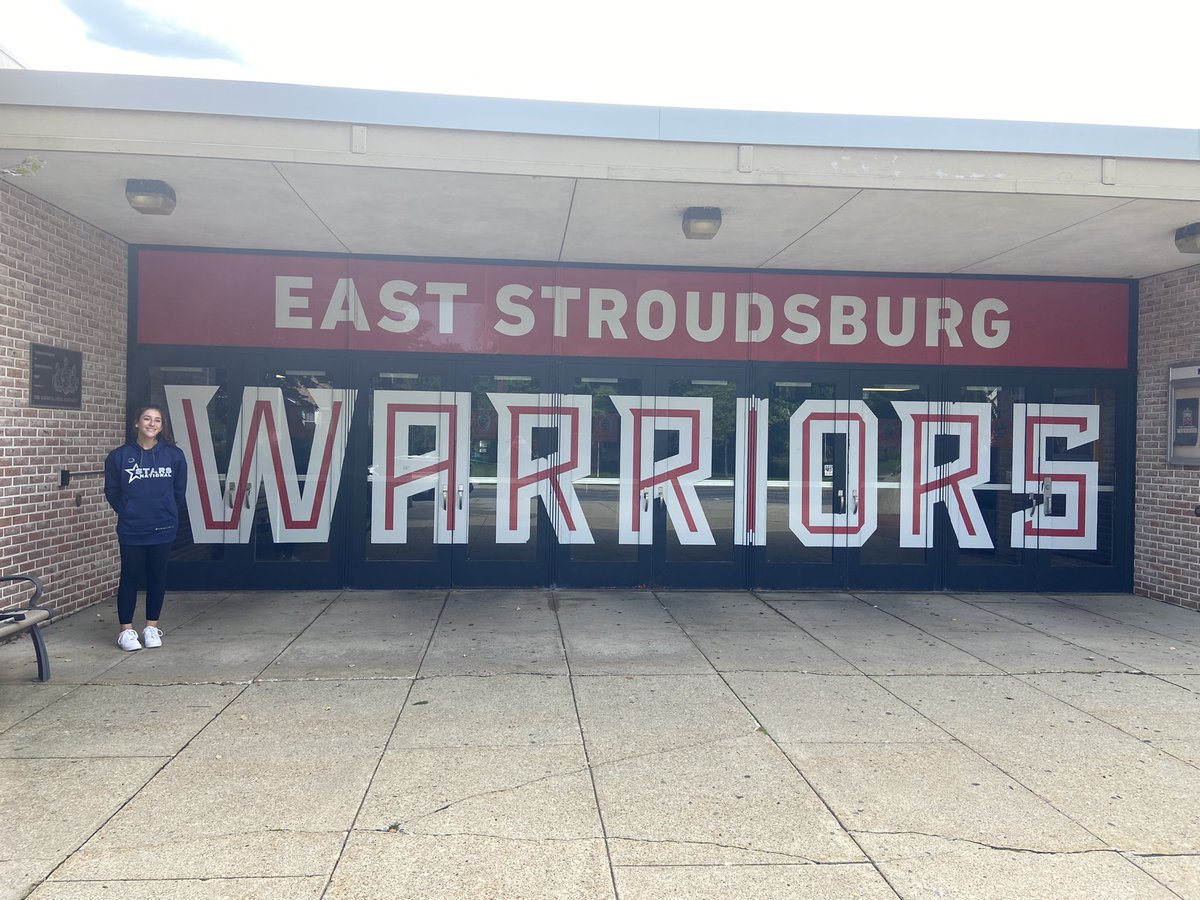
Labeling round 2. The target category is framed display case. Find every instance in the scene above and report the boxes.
[1168,361,1200,465]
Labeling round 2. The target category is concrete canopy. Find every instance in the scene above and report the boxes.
[3,71,1200,279]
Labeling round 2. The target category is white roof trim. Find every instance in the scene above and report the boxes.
[1,69,1198,160]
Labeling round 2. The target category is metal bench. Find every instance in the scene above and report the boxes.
[0,575,52,682]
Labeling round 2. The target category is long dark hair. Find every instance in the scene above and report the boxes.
[131,404,176,445]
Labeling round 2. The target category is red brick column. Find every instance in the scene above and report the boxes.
[0,179,128,617]
[1136,264,1200,610]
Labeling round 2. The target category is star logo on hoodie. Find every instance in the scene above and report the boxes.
[125,464,174,484]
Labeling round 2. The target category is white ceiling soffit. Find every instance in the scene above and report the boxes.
[10,147,1200,279]
[275,163,577,259]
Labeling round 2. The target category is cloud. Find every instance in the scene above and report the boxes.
[61,0,241,62]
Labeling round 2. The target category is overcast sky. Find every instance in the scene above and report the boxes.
[3,0,1199,129]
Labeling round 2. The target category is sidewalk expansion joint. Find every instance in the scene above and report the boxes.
[605,836,826,864]
[366,830,602,846]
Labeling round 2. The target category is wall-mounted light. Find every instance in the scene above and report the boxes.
[1175,222,1200,254]
[682,206,721,240]
[125,179,176,215]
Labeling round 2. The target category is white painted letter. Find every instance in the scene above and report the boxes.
[426,282,466,335]
[378,280,419,334]
[830,295,867,345]
[495,284,535,337]
[588,288,628,339]
[972,298,1010,349]
[736,292,774,343]
[275,276,313,329]
[782,293,821,345]
[321,279,369,331]
[636,289,677,341]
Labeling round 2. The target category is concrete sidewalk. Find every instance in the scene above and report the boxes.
[1,589,1198,899]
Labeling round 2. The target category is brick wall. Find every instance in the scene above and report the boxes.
[1136,263,1200,610]
[0,178,127,618]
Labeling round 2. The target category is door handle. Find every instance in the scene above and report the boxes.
[641,489,650,512]
[441,486,448,510]
[1041,476,1053,515]
[849,490,859,515]
[457,485,464,510]
[245,487,251,510]
[227,483,235,509]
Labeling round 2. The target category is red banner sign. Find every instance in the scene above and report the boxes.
[136,249,1131,368]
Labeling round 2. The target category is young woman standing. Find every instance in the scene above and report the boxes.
[103,405,189,651]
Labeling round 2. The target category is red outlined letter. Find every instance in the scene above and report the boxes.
[789,400,878,548]
[371,390,470,544]
[1010,403,1099,550]
[611,395,714,545]
[894,401,993,549]
[490,392,594,544]
[166,385,355,543]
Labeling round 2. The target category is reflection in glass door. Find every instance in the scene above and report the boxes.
[752,371,848,589]
[350,369,452,588]
[150,363,235,590]
[653,366,748,588]
[943,379,1034,590]
[451,369,552,586]
[1033,380,1127,592]
[554,368,652,587]
[150,357,352,589]
[230,366,353,588]
[848,374,938,590]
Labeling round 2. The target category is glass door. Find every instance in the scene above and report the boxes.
[552,363,749,588]
[941,375,1036,591]
[235,363,353,588]
[149,358,241,591]
[347,358,556,588]
[554,364,654,587]
[450,367,554,586]
[847,370,940,590]
[750,368,850,590]
[1027,377,1130,592]
[650,365,749,588]
[347,364,456,588]
[148,353,352,590]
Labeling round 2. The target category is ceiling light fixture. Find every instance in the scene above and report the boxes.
[1175,222,1200,254]
[682,206,721,240]
[125,179,176,215]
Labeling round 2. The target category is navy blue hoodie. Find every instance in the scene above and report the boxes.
[104,440,189,545]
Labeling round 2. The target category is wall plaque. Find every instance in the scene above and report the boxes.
[1168,362,1200,465]
[29,343,82,410]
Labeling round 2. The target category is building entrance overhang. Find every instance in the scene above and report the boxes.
[3,70,1200,280]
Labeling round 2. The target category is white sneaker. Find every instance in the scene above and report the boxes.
[117,629,142,651]
[143,626,163,649]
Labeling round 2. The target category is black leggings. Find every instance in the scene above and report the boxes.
[117,543,171,625]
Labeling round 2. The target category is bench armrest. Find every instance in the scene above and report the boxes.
[0,575,48,615]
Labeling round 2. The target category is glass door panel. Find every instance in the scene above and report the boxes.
[1034,381,1127,591]
[653,366,748,587]
[238,363,350,588]
[753,370,848,589]
[251,370,335,566]
[943,379,1035,590]
[554,367,652,587]
[849,374,938,589]
[348,368,456,588]
[150,363,239,589]
[451,368,552,585]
